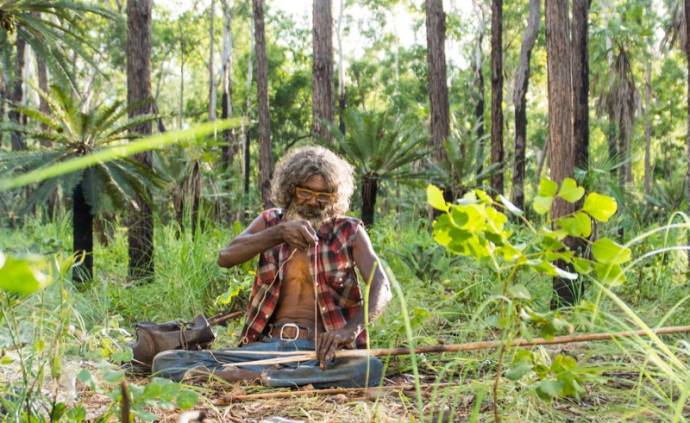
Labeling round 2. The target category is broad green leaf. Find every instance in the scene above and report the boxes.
[533,196,553,215]
[506,351,534,381]
[0,253,51,296]
[508,284,532,301]
[591,238,631,264]
[572,258,593,274]
[176,389,199,410]
[595,263,626,286]
[582,193,617,222]
[557,212,591,237]
[475,189,493,205]
[427,184,448,212]
[103,370,125,384]
[557,178,585,203]
[538,177,559,197]
[536,379,564,399]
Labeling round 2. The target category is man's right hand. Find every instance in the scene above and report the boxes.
[280,220,318,250]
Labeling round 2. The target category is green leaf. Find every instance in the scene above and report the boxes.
[533,196,553,215]
[427,184,448,212]
[595,263,626,286]
[506,351,534,381]
[536,380,564,399]
[508,284,532,301]
[557,178,585,203]
[103,370,125,384]
[557,212,591,238]
[176,389,199,410]
[591,238,631,264]
[572,258,593,274]
[538,177,559,197]
[0,253,51,296]
[582,193,617,222]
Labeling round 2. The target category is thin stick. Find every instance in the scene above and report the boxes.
[208,310,244,326]
[217,325,690,367]
[216,382,457,403]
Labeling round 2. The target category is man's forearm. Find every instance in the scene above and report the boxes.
[217,225,283,267]
[343,269,392,335]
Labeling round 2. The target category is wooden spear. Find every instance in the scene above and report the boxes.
[219,325,690,368]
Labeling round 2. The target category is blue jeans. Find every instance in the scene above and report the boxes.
[151,338,383,388]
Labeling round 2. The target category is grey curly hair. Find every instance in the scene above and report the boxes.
[270,146,355,216]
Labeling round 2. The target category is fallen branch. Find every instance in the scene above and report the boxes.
[219,325,690,367]
[216,382,457,403]
[208,310,244,326]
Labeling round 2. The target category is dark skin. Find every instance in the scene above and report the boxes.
[218,175,392,369]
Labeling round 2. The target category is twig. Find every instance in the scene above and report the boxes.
[215,382,457,404]
[208,310,244,326]
[216,325,690,367]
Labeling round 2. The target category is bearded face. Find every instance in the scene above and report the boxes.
[285,175,337,229]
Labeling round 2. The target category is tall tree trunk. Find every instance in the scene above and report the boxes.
[208,0,217,121]
[220,0,237,170]
[644,64,652,194]
[546,0,576,306]
[490,0,504,195]
[242,17,254,221]
[190,161,202,237]
[336,0,346,134]
[685,0,690,267]
[252,0,272,209]
[572,0,590,179]
[72,182,93,284]
[10,34,26,151]
[425,0,450,167]
[361,174,377,226]
[511,0,540,211]
[126,0,154,282]
[312,0,334,143]
[474,19,486,177]
[179,21,185,129]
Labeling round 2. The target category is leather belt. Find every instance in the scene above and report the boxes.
[269,322,312,341]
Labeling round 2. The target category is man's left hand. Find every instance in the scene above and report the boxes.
[316,328,357,369]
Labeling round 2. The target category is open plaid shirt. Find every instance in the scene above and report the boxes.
[239,208,368,348]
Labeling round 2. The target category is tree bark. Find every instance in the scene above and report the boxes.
[312,0,334,143]
[72,182,93,284]
[511,0,540,211]
[546,0,576,306]
[336,0,346,134]
[685,0,690,266]
[10,34,26,151]
[572,0,590,178]
[208,0,217,121]
[242,17,254,221]
[644,64,652,194]
[126,0,154,281]
[361,174,378,226]
[425,0,450,165]
[474,11,486,177]
[490,0,504,195]
[220,0,237,170]
[253,0,273,209]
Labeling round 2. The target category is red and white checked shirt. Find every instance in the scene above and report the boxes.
[239,208,368,348]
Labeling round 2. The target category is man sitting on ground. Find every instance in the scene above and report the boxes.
[152,146,392,388]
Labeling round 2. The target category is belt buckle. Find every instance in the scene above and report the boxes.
[279,323,300,341]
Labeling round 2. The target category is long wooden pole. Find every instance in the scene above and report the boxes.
[219,326,690,367]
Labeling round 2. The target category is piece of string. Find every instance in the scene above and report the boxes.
[313,240,319,350]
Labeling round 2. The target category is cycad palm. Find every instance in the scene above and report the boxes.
[0,84,161,284]
[328,109,427,225]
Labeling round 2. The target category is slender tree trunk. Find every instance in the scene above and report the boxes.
[242,18,254,221]
[511,0,540,211]
[336,0,346,134]
[312,0,334,143]
[253,0,272,209]
[208,0,217,121]
[685,0,690,267]
[425,0,450,167]
[10,34,26,151]
[474,20,486,176]
[190,161,202,237]
[572,0,590,178]
[220,0,236,170]
[126,0,154,282]
[72,182,93,284]
[361,174,378,226]
[490,0,504,195]
[179,21,185,129]
[546,0,576,306]
[644,64,652,194]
